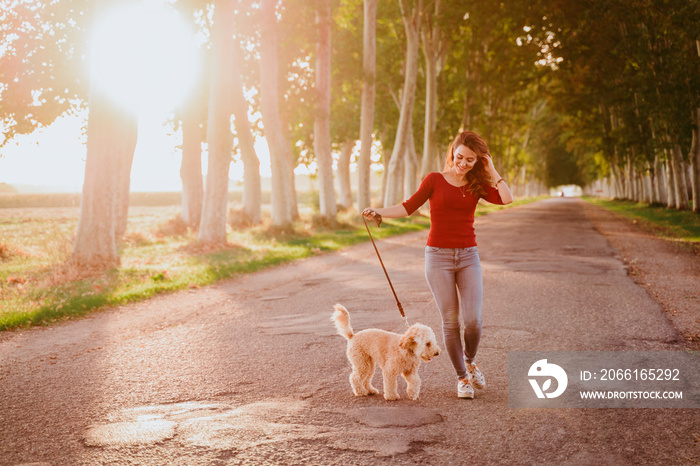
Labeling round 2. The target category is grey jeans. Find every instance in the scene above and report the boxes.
[425,246,483,379]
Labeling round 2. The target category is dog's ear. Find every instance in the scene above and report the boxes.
[399,327,418,353]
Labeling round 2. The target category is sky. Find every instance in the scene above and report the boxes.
[0,1,375,194]
[0,113,88,192]
[0,111,278,193]
[0,1,272,193]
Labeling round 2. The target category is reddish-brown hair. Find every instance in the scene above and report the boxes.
[443,131,492,197]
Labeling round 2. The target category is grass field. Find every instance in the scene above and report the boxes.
[583,197,700,247]
[0,197,542,331]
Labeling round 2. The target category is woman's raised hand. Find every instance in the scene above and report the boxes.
[483,153,496,171]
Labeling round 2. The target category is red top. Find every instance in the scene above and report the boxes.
[402,172,504,248]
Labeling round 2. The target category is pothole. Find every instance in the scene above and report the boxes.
[83,399,315,449]
[84,399,444,457]
[84,420,176,447]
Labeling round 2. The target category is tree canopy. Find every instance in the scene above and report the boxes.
[1,0,698,264]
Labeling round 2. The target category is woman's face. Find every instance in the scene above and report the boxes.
[452,144,478,176]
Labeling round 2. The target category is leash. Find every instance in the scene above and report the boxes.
[362,214,409,328]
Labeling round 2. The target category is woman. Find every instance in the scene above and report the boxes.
[362,130,513,399]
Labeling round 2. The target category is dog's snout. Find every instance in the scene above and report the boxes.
[422,344,441,362]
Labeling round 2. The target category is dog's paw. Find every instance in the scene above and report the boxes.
[383,393,400,401]
[406,385,420,400]
[368,387,379,395]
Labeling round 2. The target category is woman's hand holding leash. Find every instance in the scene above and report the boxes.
[362,208,382,228]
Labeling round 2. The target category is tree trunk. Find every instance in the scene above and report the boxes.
[230,38,261,225]
[385,148,404,202]
[198,0,236,244]
[420,0,443,179]
[180,91,204,228]
[692,108,700,213]
[611,164,623,199]
[616,168,624,198]
[623,157,631,200]
[383,0,422,207]
[685,161,693,203]
[234,124,261,226]
[404,123,418,197]
[420,48,437,179]
[671,145,689,210]
[606,177,613,197]
[71,86,137,267]
[631,160,638,201]
[380,153,389,204]
[646,161,655,204]
[282,116,300,221]
[653,154,665,205]
[259,0,293,227]
[358,0,377,209]
[337,139,354,209]
[314,0,337,220]
[664,153,675,208]
[115,133,138,238]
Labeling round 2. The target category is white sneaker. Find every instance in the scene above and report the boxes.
[458,378,474,399]
[466,361,486,389]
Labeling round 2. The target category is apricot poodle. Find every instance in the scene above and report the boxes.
[331,303,441,400]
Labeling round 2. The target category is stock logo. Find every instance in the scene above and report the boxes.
[528,359,568,399]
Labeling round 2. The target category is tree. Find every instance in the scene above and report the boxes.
[230,32,262,225]
[536,0,699,209]
[0,1,90,147]
[329,0,364,210]
[693,106,700,213]
[383,0,422,207]
[313,0,337,220]
[259,0,294,228]
[71,91,137,267]
[178,81,206,228]
[357,0,378,210]
[181,0,262,227]
[70,0,137,267]
[198,0,236,244]
[335,140,355,208]
[420,0,448,178]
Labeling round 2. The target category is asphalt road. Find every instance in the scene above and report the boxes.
[0,198,697,465]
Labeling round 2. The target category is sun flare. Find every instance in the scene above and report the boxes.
[90,3,199,115]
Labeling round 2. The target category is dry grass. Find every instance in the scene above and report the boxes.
[0,203,432,330]
[40,261,107,288]
[153,214,190,237]
[228,206,254,229]
[0,242,15,261]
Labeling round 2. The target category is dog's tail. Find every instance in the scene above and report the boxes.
[331,304,354,340]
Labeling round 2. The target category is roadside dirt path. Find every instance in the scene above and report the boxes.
[0,198,697,465]
[581,202,699,350]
